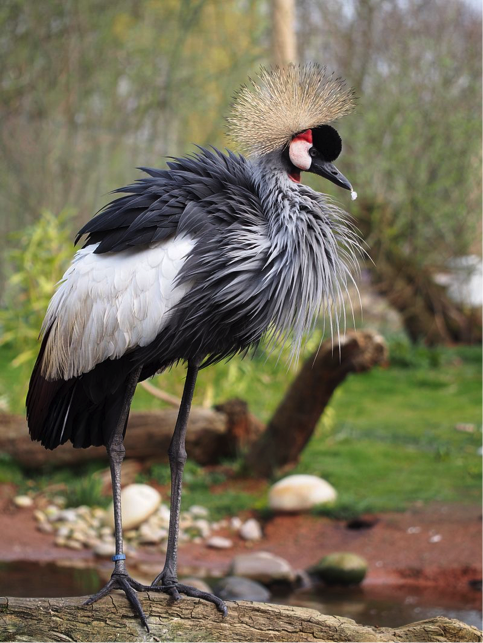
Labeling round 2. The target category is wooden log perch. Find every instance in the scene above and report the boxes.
[0,402,262,468]
[0,594,480,643]
[245,330,388,477]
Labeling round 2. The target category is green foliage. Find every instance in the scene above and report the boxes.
[141,460,227,491]
[0,343,480,516]
[0,1,266,260]
[64,475,109,509]
[312,495,403,521]
[0,209,75,370]
[0,453,24,485]
[387,336,443,369]
[139,460,254,520]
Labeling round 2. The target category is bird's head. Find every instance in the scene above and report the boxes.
[228,64,357,199]
[284,125,351,192]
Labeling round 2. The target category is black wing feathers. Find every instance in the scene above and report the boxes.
[77,148,255,254]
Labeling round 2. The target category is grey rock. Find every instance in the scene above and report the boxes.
[206,536,233,549]
[213,576,271,602]
[230,551,296,584]
[181,577,212,593]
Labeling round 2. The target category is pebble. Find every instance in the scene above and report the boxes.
[100,526,113,537]
[207,536,233,549]
[239,518,262,541]
[57,526,72,539]
[13,495,34,508]
[230,517,242,530]
[34,510,47,523]
[65,539,84,550]
[57,509,78,523]
[45,505,61,521]
[194,519,211,538]
[190,505,209,517]
[268,474,337,512]
[94,542,116,557]
[429,534,442,543]
[32,485,229,556]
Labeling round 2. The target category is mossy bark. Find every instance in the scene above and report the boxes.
[1,594,481,643]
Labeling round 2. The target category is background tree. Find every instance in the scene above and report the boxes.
[298,0,482,343]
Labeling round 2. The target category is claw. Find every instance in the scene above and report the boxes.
[148,581,228,616]
[84,573,150,631]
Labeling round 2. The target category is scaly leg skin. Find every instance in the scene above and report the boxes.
[83,367,154,630]
[150,359,228,617]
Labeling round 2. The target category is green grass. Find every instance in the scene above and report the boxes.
[0,340,480,517]
[293,344,482,510]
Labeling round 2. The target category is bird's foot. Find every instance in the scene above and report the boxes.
[149,577,228,616]
[84,572,151,631]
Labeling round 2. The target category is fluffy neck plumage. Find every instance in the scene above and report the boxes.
[249,151,362,359]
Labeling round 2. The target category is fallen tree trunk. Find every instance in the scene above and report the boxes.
[0,403,263,468]
[0,594,480,642]
[245,330,388,477]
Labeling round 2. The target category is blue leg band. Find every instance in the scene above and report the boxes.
[112,553,126,561]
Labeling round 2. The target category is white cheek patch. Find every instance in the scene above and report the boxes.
[289,139,312,171]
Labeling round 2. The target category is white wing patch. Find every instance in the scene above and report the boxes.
[41,236,195,381]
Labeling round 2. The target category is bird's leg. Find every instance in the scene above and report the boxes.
[84,366,152,630]
[149,358,227,616]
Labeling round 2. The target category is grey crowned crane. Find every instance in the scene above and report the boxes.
[27,64,361,629]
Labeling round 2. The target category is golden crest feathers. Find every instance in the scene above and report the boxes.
[227,63,355,157]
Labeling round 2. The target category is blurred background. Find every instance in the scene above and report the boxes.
[0,0,481,633]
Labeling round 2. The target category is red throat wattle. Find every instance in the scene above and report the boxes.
[288,129,312,183]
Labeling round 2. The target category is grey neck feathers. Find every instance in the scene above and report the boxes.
[249,152,362,360]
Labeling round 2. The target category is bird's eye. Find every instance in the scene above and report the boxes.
[309,147,318,158]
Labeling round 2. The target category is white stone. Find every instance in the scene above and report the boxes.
[13,495,34,508]
[45,505,60,521]
[33,510,47,523]
[57,509,79,523]
[138,524,168,544]
[230,551,296,584]
[268,475,337,512]
[157,504,171,527]
[56,525,72,539]
[94,542,116,557]
[64,540,81,550]
[104,484,161,530]
[194,518,211,538]
[189,505,209,517]
[207,536,233,549]
[230,517,242,531]
[239,518,262,541]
